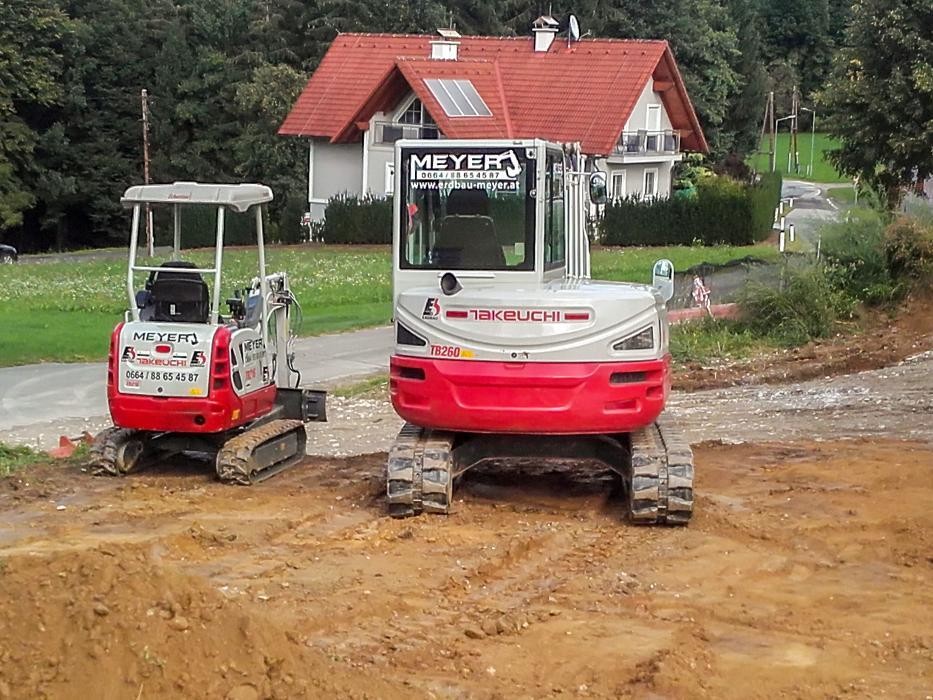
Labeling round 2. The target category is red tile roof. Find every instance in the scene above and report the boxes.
[279,33,707,155]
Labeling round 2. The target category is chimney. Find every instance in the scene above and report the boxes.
[431,28,461,60]
[532,15,559,53]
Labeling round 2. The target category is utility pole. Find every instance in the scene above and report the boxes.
[140,88,154,257]
[757,91,776,172]
[790,85,800,175]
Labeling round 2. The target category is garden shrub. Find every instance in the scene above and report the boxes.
[742,264,853,346]
[600,172,781,246]
[820,211,897,304]
[883,217,933,284]
[320,194,392,244]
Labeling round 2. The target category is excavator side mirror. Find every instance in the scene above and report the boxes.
[652,259,675,302]
[588,171,608,205]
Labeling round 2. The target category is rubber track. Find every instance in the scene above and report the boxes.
[386,423,455,518]
[628,418,694,525]
[89,427,143,476]
[215,419,306,485]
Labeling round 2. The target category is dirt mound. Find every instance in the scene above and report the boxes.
[675,292,933,391]
[0,544,407,700]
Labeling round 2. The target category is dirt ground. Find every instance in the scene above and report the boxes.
[0,301,931,699]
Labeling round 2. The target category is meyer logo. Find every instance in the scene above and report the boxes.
[132,331,199,344]
[422,297,440,320]
[410,151,522,183]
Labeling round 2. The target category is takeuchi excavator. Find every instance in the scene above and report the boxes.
[386,139,694,524]
[91,183,326,483]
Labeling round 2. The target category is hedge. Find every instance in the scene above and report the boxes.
[319,194,392,244]
[153,192,307,248]
[600,172,782,246]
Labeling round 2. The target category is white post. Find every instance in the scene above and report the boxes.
[788,197,794,208]
[789,223,795,242]
[779,228,786,252]
[779,201,785,215]
[780,216,786,231]
[173,203,181,256]
[128,204,141,321]
[307,139,315,205]
[255,207,269,357]
[212,207,225,324]
[774,207,779,224]
[361,128,369,196]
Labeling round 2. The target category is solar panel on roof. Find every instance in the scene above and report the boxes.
[424,78,492,117]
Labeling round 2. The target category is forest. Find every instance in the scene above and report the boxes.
[0,0,893,252]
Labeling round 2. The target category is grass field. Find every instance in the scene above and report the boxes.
[747,133,847,183]
[0,243,778,366]
[826,185,858,205]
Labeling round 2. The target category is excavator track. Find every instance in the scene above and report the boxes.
[627,418,694,525]
[387,423,456,518]
[215,419,307,485]
[89,427,147,476]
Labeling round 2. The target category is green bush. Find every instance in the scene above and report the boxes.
[742,264,853,346]
[820,211,898,305]
[600,172,781,246]
[319,194,392,244]
[883,217,933,284]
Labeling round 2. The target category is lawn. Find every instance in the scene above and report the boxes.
[826,185,857,206]
[747,132,848,183]
[0,243,779,366]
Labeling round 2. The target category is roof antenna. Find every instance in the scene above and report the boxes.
[567,14,580,48]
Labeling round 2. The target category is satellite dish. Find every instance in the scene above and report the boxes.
[569,15,580,41]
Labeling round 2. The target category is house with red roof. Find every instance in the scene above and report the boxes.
[280,18,708,220]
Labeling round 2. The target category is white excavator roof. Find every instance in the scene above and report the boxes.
[121,182,273,213]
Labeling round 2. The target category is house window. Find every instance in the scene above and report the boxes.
[393,97,437,140]
[643,168,659,200]
[646,104,662,151]
[611,171,626,199]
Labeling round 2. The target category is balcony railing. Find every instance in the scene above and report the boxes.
[373,121,441,144]
[613,130,680,157]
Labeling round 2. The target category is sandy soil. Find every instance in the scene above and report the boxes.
[0,301,931,699]
[0,440,931,699]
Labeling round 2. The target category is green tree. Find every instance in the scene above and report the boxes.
[0,1,71,231]
[818,0,933,206]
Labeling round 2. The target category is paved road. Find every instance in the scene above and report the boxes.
[0,326,393,449]
[782,179,841,251]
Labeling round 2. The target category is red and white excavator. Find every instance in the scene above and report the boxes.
[387,140,693,524]
[91,183,326,483]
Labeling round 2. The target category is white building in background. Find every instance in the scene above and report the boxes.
[280,19,708,219]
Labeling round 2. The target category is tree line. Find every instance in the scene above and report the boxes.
[0,0,882,252]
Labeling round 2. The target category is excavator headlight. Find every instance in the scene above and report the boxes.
[613,326,654,351]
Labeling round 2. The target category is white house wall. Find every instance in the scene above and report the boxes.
[591,157,674,200]
[367,109,395,196]
[309,139,363,218]
[623,79,674,134]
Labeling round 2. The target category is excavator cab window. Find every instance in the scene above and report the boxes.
[400,146,535,271]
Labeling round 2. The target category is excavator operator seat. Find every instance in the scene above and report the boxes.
[140,261,211,324]
[432,189,505,269]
